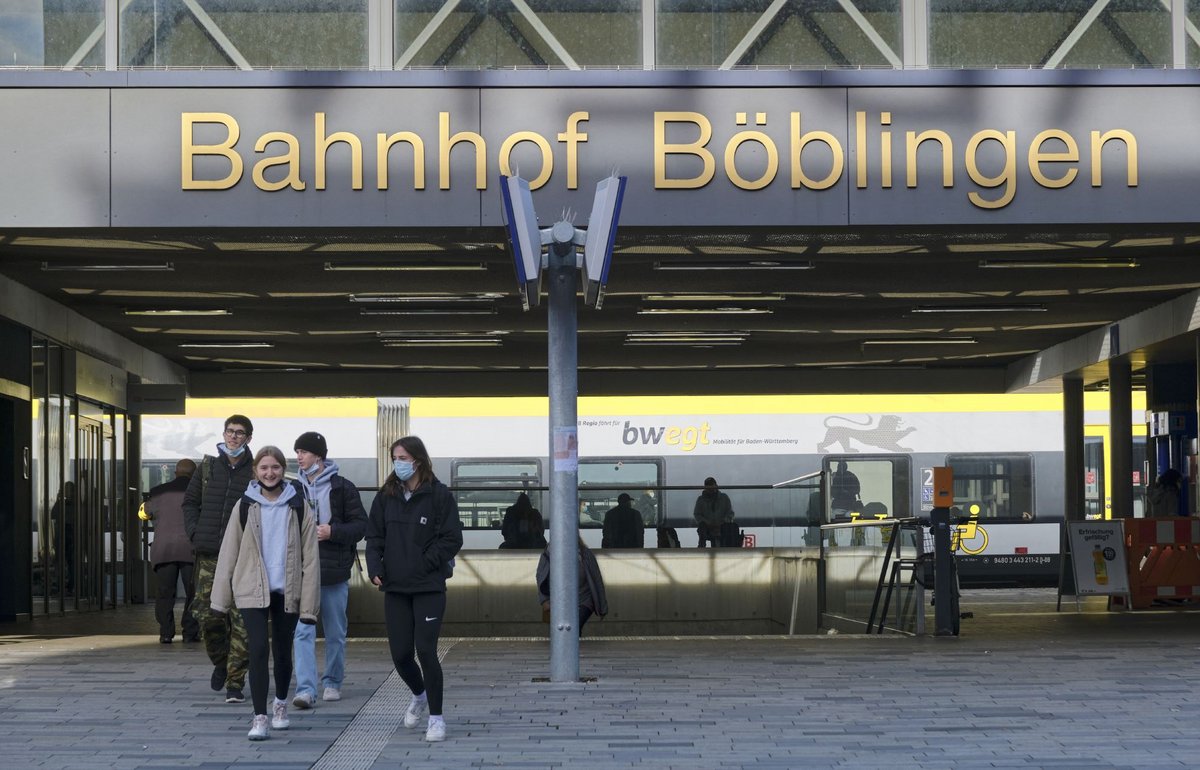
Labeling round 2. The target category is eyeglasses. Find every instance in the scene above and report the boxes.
[224,428,249,438]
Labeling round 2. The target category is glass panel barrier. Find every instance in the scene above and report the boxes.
[356,478,822,550]
[821,517,925,634]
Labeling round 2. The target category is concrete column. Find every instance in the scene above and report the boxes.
[1063,376,1085,522]
[1108,359,1133,519]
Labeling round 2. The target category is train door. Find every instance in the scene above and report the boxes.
[820,455,912,522]
[1083,433,1105,519]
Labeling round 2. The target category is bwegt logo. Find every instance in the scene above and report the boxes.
[622,421,711,452]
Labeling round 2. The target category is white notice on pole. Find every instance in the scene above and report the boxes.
[553,426,578,472]
[1067,521,1130,596]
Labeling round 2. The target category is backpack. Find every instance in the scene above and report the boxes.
[657,526,681,548]
[200,455,214,497]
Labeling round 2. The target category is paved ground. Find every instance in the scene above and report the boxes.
[2,590,1199,769]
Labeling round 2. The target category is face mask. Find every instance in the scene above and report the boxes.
[393,459,416,481]
[260,479,284,492]
[226,444,247,457]
[301,457,321,473]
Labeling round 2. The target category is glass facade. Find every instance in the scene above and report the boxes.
[930,1,1170,69]
[395,0,641,68]
[119,0,368,69]
[657,0,901,68]
[0,0,104,68]
[1,0,1194,70]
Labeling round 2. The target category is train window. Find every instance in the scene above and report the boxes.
[821,455,911,522]
[449,459,542,529]
[945,454,1033,521]
[579,458,663,528]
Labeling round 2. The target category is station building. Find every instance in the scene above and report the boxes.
[2,2,1200,624]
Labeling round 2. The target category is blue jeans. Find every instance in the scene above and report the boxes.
[293,579,349,696]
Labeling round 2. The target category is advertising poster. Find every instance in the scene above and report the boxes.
[1067,522,1130,596]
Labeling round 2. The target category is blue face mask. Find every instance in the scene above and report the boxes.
[225,443,247,457]
[393,459,416,481]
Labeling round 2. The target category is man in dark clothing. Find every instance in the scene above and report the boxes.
[144,458,200,644]
[602,493,645,548]
[183,414,255,704]
[693,477,734,548]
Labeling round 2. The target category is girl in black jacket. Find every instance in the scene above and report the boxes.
[366,436,463,743]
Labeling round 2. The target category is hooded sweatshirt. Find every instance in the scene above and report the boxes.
[244,481,297,593]
[297,460,339,526]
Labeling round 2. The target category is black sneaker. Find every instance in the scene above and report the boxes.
[225,688,245,704]
[182,635,201,644]
[159,635,172,644]
[211,664,227,692]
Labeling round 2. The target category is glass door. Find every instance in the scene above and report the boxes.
[75,416,111,610]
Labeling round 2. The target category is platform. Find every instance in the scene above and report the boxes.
[2,589,1199,769]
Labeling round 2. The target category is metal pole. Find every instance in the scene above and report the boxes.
[547,223,579,683]
[930,506,954,635]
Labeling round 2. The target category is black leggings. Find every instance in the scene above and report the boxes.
[240,592,299,715]
[383,591,446,716]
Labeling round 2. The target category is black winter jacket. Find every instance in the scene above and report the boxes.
[183,449,255,557]
[292,475,368,586]
[365,478,463,594]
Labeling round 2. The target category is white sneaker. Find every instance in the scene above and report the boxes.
[271,700,289,730]
[322,687,341,702]
[247,714,270,741]
[403,694,428,728]
[425,718,446,742]
[292,692,315,710]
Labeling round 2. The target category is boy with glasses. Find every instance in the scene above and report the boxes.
[184,414,256,703]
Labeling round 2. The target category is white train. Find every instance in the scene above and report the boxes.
[142,392,1147,586]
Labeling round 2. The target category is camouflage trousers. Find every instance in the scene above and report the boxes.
[192,554,248,690]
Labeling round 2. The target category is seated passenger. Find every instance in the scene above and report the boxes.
[500,493,546,549]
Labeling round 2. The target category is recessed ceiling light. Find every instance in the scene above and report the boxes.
[642,294,785,302]
[637,307,773,315]
[124,309,232,316]
[41,262,175,271]
[654,261,813,271]
[911,305,1046,314]
[979,258,1138,269]
[325,262,486,272]
[381,339,502,347]
[860,337,977,346]
[351,293,504,303]
[177,342,275,349]
[359,309,497,316]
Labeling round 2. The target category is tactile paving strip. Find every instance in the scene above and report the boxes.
[311,638,458,770]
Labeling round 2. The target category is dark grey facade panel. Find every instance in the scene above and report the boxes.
[0,89,110,227]
[2,81,1196,228]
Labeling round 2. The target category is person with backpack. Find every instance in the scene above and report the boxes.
[536,537,608,632]
[210,446,319,741]
[366,436,463,743]
[602,493,644,548]
[184,414,256,703]
[289,431,368,710]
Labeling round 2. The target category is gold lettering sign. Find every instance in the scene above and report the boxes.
[180,109,1139,210]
